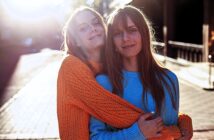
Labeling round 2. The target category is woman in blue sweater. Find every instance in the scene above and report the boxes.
[90,6,180,139]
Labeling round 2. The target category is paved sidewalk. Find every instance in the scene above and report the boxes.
[0,52,214,139]
[1,49,62,106]
[179,80,214,139]
[164,58,214,139]
[166,57,214,90]
[0,53,62,140]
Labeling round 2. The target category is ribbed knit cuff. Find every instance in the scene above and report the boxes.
[178,114,193,139]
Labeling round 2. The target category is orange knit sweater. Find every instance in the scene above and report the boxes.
[57,55,193,140]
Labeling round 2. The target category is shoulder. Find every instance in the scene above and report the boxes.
[164,69,178,81]
[96,74,113,92]
[60,55,91,72]
[59,55,94,79]
[61,55,86,69]
[162,69,179,87]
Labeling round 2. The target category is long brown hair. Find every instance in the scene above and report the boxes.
[104,5,177,115]
[63,6,106,72]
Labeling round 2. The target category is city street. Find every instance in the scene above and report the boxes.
[0,50,214,139]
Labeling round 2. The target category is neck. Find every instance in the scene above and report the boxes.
[123,57,138,72]
[86,47,101,62]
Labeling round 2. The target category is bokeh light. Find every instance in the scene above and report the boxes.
[0,0,75,51]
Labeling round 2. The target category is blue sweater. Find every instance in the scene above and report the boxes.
[90,70,179,140]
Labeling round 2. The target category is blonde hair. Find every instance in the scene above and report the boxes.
[63,6,106,56]
[62,6,106,72]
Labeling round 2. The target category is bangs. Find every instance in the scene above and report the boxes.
[112,12,129,31]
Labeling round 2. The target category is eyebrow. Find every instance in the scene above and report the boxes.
[127,25,137,28]
[118,25,137,31]
[78,22,87,27]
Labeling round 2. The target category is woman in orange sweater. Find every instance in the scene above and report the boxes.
[57,6,193,140]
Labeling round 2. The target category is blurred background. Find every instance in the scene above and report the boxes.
[0,0,214,139]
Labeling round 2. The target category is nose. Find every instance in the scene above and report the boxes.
[122,31,130,42]
[89,24,96,32]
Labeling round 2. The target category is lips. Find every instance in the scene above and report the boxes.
[89,34,101,40]
[122,44,135,49]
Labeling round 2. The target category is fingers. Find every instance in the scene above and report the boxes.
[156,124,163,132]
[137,114,164,139]
[139,114,164,133]
[154,117,162,124]
[139,113,153,121]
[152,117,163,133]
[155,132,162,137]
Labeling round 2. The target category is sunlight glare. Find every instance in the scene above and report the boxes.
[1,0,64,21]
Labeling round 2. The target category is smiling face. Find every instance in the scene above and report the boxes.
[113,16,142,60]
[73,10,105,53]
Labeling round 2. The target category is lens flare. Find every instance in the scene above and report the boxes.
[1,0,64,21]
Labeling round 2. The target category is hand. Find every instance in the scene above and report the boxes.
[137,113,163,139]
[178,114,193,140]
[178,130,192,140]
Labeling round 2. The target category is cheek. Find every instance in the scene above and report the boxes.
[97,26,105,34]
[135,32,141,41]
[113,38,121,49]
[79,31,88,38]
[113,39,120,52]
[75,35,88,47]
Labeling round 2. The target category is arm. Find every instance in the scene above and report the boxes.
[58,55,192,138]
[151,71,192,140]
[178,113,193,139]
[58,55,141,128]
[89,75,146,140]
[57,105,90,140]
[90,74,189,140]
[90,116,146,140]
[170,72,193,139]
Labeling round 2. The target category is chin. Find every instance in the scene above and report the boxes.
[124,53,138,58]
[94,42,104,48]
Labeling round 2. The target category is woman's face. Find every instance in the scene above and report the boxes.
[73,10,105,52]
[113,16,142,60]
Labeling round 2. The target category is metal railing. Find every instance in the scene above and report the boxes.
[152,41,165,55]
[152,41,203,62]
[168,41,203,62]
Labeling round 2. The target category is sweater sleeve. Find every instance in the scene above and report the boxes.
[89,75,146,140]
[59,55,141,128]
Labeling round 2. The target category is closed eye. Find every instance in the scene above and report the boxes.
[127,27,138,33]
[79,24,89,32]
[113,30,122,37]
